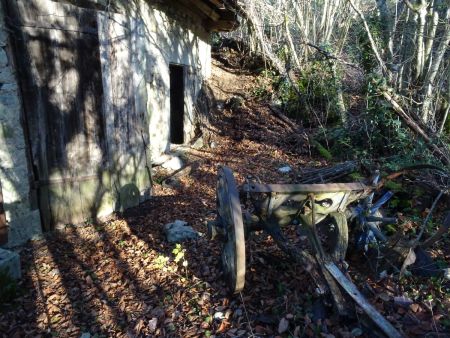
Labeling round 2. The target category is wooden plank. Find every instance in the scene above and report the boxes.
[13,0,99,35]
[243,182,368,194]
[182,0,221,21]
[207,0,226,9]
[7,0,106,229]
[325,262,404,338]
[22,27,105,176]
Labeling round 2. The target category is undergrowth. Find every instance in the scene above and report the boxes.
[0,269,19,306]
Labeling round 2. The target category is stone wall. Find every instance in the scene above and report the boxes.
[0,0,213,247]
[0,1,42,247]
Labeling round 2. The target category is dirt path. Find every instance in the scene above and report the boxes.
[1,60,448,338]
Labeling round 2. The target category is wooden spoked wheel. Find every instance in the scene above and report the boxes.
[217,166,246,294]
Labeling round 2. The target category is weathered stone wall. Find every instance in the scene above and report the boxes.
[0,2,42,247]
[0,0,212,246]
[126,0,212,159]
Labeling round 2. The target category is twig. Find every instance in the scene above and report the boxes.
[428,300,439,334]
[421,211,450,248]
[301,41,361,70]
[239,292,256,337]
[414,190,444,245]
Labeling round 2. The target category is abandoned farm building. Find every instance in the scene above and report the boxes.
[0,0,237,247]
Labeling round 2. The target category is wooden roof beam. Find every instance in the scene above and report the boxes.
[184,0,221,21]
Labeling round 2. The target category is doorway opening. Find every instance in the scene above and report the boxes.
[169,64,185,144]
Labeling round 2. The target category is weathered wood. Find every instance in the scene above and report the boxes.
[243,182,367,194]
[11,0,100,35]
[297,161,358,184]
[325,262,404,338]
[185,0,221,21]
[7,0,107,228]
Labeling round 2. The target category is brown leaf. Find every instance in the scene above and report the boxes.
[409,303,420,313]
[216,320,230,333]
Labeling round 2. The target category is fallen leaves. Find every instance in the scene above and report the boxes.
[0,59,449,338]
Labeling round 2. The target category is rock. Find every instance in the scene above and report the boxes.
[0,248,21,279]
[153,154,172,166]
[80,333,91,338]
[148,318,158,333]
[214,312,225,320]
[164,220,199,243]
[278,317,289,334]
[351,328,363,336]
[278,165,292,174]
[394,296,413,308]
[161,156,183,171]
[162,178,181,189]
[443,268,450,280]
[191,137,204,149]
[225,96,244,110]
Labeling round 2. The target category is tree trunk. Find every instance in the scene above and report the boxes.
[375,0,394,63]
[348,0,388,75]
[421,7,450,123]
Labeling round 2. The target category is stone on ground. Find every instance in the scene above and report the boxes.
[161,156,184,171]
[164,220,199,243]
[278,165,292,174]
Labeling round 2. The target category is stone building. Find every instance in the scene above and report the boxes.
[0,0,236,247]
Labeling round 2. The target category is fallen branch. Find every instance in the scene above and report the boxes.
[302,41,361,70]
[267,104,300,132]
[380,90,450,166]
[421,211,450,249]
[414,191,444,245]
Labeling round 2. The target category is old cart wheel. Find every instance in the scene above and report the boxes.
[217,166,246,294]
[316,212,348,261]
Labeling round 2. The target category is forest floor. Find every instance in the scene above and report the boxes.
[1,58,449,338]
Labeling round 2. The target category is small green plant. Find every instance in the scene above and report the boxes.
[154,254,170,270]
[311,140,333,161]
[172,244,188,278]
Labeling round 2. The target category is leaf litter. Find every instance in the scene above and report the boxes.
[0,59,449,337]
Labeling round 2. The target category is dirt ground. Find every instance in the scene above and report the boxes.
[1,59,449,338]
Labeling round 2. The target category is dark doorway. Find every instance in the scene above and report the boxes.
[169,64,185,144]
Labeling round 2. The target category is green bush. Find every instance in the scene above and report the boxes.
[322,77,440,168]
